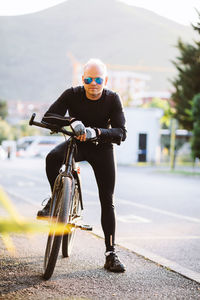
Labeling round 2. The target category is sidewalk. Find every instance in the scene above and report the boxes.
[0,230,200,300]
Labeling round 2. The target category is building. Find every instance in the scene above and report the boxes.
[7,100,49,123]
[106,69,150,104]
[115,107,163,164]
[68,55,150,105]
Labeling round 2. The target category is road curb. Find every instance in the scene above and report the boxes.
[90,230,200,285]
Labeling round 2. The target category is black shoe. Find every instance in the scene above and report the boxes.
[37,198,51,219]
[104,252,126,273]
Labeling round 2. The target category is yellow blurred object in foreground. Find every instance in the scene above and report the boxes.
[0,186,71,253]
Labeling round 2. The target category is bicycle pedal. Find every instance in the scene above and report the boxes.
[79,224,93,231]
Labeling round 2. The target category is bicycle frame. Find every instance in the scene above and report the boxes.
[29,112,83,214]
[54,137,83,211]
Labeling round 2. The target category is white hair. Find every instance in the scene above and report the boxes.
[83,58,108,76]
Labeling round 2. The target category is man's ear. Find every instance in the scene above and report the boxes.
[105,76,108,86]
[82,75,85,84]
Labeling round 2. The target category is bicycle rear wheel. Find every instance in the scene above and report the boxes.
[62,181,81,257]
[43,176,72,280]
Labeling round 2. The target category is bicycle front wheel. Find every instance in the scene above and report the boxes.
[43,176,72,280]
[62,181,81,257]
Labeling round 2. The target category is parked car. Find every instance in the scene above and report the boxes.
[16,135,63,158]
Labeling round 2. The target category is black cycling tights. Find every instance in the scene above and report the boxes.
[46,141,116,252]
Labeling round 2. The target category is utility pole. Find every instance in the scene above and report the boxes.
[170,119,176,170]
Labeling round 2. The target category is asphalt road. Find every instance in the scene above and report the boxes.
[0,157,200,286]
[80,163,200,282]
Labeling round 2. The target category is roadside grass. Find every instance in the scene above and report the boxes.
[156,161,200,176]
[128,161,200,176]
[157,169,200,176]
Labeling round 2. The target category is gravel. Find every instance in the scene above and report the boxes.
[0,230,200,300]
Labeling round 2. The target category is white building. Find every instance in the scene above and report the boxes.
[115,107,163,164]
[106,69,150,101]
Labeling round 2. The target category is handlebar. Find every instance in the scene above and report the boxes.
[29,113,74,136]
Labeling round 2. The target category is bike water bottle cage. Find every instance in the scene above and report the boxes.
[83,77,104,85]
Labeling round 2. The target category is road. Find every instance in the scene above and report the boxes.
[0,157,200,285]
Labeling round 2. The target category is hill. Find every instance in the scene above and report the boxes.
[0,0,196,102]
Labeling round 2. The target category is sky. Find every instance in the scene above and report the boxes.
[0,0,199,26]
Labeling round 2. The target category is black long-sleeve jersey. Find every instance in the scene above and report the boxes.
[42,86,127,145]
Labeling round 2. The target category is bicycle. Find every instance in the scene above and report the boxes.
[29,113,92,280]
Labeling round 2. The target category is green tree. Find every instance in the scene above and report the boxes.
[191,93,200,159]
[0,100,8,120]
[12,120,44,140]
[0,119,43,144]
[141,97,173,128]
[171,11,200,130]
[0,120,14,144]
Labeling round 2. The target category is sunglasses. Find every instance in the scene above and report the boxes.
[84,77,104,85]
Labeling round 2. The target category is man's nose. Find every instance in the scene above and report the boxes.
[91,79,97,85]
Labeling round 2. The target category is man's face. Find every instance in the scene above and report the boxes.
[82,64,108,100]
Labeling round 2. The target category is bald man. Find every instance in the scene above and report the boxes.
[37,59,127,272]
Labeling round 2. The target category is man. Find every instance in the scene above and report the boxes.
[37,59,127,272]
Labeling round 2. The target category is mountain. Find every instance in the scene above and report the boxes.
[0,0,196,102]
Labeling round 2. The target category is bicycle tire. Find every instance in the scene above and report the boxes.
[43,176,72,280]
[62,181,81,257]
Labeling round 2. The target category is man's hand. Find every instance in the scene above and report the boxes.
[70,120,86,136]
[75,133,87,142]
[74,128,96,142]
[71,122,100,142]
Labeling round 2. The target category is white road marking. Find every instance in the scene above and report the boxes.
[19,173,46,183]
[117,198,200,223]
[4,172,46,184]
[117,214,151,223]
[83,189,200,223]
[5,181,200,223]
[118,236,200,240]
[6,189,41,207]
